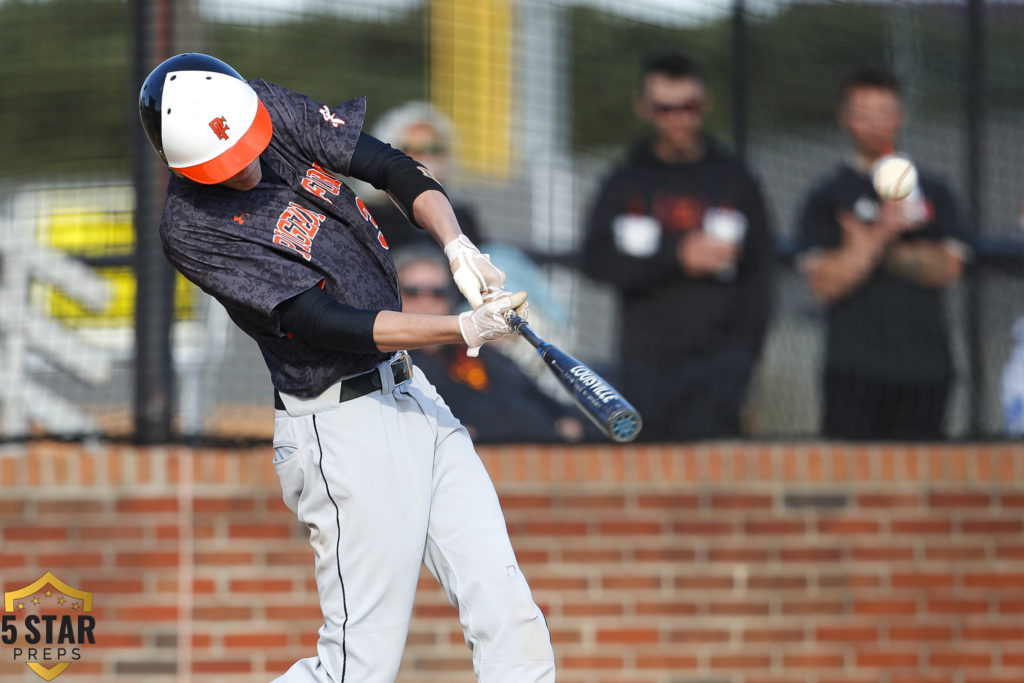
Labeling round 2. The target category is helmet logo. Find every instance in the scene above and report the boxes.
[208,116,230,140]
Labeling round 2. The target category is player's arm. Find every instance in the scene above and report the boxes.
[800,227,883,305]
[881,185,967,288]
[275,286,526,354]
[881,239,964,288]
[349,134,504,307]
[348,133,453,237]
[801,203,906,305]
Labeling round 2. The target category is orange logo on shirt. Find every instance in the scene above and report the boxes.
[273,202,325,262]
[654,195,705,232]
[301,163,342,200]
[208,116,230,140]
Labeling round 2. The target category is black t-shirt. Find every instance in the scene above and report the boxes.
[796,162,964,382]
[160,80,398,397]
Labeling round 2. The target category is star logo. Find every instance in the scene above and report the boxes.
[4,572,95,680]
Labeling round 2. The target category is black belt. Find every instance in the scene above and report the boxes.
[274,353,412,410]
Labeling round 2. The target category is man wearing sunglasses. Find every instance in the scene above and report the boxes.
[362,101,485,252]
[582,52,775,441]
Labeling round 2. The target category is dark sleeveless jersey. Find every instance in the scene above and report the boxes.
[159,79,399,397]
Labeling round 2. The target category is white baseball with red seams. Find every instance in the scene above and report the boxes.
[872,154,918,201]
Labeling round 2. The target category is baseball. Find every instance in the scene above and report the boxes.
[872,154,918,201]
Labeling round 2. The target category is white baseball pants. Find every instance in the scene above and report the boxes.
[270,360,556,683]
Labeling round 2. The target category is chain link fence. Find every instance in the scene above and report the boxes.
[1,0,1021,442]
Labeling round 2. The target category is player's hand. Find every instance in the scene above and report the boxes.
[839,206,905,268]
[677,232,740,277]
[458,289,528,357]
[876,199,917,235]
[444,235,507,309]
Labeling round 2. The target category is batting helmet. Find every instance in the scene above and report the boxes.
[139,53,273,185]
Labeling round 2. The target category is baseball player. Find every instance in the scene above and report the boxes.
[139,53,555,683]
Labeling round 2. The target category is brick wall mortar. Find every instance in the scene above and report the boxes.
[1,442,1023,683]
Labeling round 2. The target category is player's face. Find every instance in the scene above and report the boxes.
[399,260,453,316]
[841,86,902,159]
[220,157,263,191]
[637,74,707,152]
[402,123,448,181]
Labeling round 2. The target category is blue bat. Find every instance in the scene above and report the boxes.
[508,314,642,443]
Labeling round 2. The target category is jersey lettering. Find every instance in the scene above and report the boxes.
[301,163,342,200]
[355,197,388,250]
[355,197,379,227]
[273,202,325,261]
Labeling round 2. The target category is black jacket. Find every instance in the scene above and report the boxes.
[581,138,775,364]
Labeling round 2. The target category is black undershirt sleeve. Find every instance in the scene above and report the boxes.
[276,286,380,352]
[347,132,447,227]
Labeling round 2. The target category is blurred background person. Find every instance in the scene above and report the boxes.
[796,67,968,441]
[396,245,588,444]
[581,52,775,442]
[365,101,484,251]
[1000,199,1024,436]
[369,100,572,394]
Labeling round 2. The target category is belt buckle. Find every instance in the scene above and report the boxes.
[391,351,412,384]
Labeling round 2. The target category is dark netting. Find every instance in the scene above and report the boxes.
[0,0,1020,442]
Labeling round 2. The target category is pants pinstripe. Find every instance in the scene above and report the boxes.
[270,362,555,683]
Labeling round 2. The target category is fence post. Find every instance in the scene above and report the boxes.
[130,0,175,443]
[965,0,984,436]
[731,0,747,162]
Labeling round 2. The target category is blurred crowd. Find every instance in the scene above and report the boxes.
[365,53,991,444]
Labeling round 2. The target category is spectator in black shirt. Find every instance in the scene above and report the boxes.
[796,67,968,440]
[581,52,775,441]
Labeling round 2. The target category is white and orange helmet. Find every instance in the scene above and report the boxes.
[139,53,273,184]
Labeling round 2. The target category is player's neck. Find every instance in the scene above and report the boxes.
[652,137,704,164]
[851,150,880,174]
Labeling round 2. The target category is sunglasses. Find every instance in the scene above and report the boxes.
[402,285,451,299]
[650,99,705,115]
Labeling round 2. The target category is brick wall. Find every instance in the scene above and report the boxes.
[1,442,1023,683]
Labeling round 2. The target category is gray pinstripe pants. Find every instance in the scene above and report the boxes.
[270,360,555,683]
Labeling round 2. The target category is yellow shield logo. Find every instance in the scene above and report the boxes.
[3,572,94,681]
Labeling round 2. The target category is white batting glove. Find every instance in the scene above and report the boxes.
[458,290,528,357]
[444,235,507,309]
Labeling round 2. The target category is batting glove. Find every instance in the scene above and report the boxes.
[444,235,507,309]
[458,290,528,357]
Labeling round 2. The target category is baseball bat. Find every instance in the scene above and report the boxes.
[508,314,642,443]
